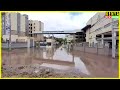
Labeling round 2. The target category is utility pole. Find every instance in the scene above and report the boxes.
[5,13,11,51]
[9,13,11,51]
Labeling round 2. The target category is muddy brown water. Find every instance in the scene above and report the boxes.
[2,46,118,77]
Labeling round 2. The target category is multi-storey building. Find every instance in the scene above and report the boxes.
[2,12,20,42]
[82,12,118,48]
[2,12,29,42]
[20,14,29,36]
[28,20,44,42]
[65,34,74,43]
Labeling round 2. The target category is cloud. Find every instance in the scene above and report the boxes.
[20,12,96,38]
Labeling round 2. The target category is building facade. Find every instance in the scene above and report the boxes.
[2,12,20,42]
[65,34,74,43]
[83,12,118,48]
[20,14,29,36]
[28,20,44,41]
[2,12,29,42]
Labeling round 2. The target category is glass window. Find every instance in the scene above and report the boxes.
[104,23,111,28]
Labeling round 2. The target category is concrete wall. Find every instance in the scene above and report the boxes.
[19,31,25,36]
[17,36,28,42]
[2,35,18,42]
[2,42,27,48]
[74,45,111,56]
[2,38,34,48]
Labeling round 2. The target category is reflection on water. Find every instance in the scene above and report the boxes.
[2,46,90,75]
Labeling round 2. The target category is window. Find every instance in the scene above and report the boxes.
[104,23,111,28]
[47,42,51,46]
[113,20,119,27]
[96,27,102,31]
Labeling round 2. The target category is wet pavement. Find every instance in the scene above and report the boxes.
[2,45,118,78]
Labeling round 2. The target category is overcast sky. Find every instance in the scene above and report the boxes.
[20,12,96,38]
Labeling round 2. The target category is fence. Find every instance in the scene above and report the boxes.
[74,43,113,56]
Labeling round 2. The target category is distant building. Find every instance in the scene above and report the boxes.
[74,29,86,43]
[28,20,44,42]
[20,14,29,36]
[65,34,74,43]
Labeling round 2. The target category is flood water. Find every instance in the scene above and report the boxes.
[2,46,90,75]
[2,45,118,77]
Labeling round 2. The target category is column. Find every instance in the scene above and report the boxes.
[101,34,104,46]
[112,31,116,58]
[33,39,35,47]
[112,19,116,58]
[27,38,30,48]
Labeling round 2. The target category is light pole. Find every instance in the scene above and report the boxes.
[5,13,11,51]
[9,13,11,51]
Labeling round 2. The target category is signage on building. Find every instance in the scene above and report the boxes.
[105,12,119,19]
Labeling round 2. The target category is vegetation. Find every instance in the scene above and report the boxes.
[55,38,64,44]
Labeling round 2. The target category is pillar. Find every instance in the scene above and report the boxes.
[33,39,35,47]
[101,34,104,46]
[27,38,30,48]
[112,31,116,58]
[112,19,116,58]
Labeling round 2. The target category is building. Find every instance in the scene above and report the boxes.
[82,12,118,48]
[28,20,44,42]
[2,12,29,42]
[20,14,29,36]
[74,29,86,43]
[65,34,74,43]
[2,12,20,42]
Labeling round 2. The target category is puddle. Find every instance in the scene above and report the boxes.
[2,46,90,75]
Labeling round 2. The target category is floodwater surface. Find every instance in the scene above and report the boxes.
[2,46,90,75]
[2,45,118,77]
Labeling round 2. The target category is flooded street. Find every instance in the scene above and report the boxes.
[2,45,118,78]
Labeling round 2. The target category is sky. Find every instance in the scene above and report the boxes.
[20,12,96,38]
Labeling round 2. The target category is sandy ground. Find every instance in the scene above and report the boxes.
[2,64,90,78]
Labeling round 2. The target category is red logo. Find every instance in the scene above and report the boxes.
[105,16,112,18]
